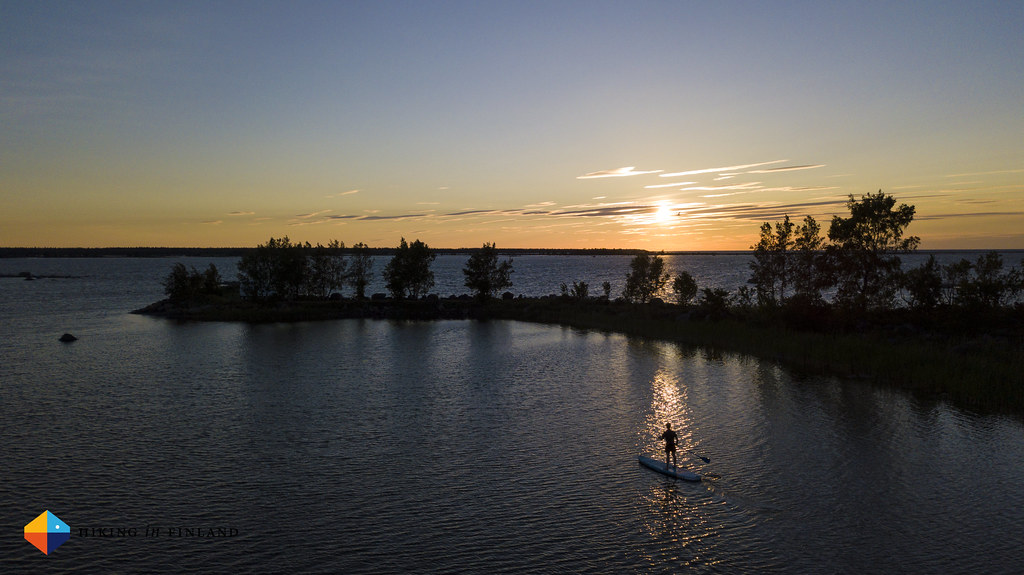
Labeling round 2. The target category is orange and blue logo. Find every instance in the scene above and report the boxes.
[24,510,70,555]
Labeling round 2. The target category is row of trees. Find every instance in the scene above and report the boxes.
[225,237,515,302]
[163,262,223,302]
[901,251,1023,309]
[747,191,920,311]
[618,251,710,307]
[163,237,516,303]
[584,191,930,309]
[613,190,1022,313]
[236,238,375,300]
[747,191,1022,311]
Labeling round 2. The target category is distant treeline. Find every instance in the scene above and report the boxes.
[0,247,249,258]
[0,246,654,258]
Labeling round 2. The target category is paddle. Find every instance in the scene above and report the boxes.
[690,451,710,463]
[688,451,717,479]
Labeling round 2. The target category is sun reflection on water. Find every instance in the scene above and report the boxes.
[637,482,722,569]
[643,367,695,460]
[637,356,725,570]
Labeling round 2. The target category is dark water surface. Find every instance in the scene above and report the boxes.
[2,257,1023,573]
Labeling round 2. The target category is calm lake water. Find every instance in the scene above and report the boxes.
[2,256,1023,573]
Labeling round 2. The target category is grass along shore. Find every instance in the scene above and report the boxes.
[134,294,1024,415]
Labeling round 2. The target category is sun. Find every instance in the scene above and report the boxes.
[654,203,673,224]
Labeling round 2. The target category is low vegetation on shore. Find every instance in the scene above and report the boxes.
[137,192,1024,414]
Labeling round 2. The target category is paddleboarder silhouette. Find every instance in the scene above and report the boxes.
[661,422,678,469]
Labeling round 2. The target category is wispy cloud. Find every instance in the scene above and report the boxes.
[678,182,764,192]
[660,160,788,178]
[577,166,662,179]
[672,199,850,222]
[756,186,838,193]
[747,164,825,173]
[644,181,697,189]
[916,211,1024,221]
[944,169,1024,178]
[227,211,255,216]
[283,185,855,234]
[325,190,360,198]
[359,213,430,221]
[445,209,499,217]
[554,205,657,217]
[701,191,757,198]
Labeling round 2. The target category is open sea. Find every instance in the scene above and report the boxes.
[2,253,1023,574]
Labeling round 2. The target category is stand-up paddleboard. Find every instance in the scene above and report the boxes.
[638,455,701,482]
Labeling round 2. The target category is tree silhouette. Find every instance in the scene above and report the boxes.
[827,191,919,310]
[238,237,306,300]
[791,215,827,304]
[463,242,513,300]
[164,262,221,302]
[945,251,1023,308]
[383,238,436,299]
[900,254,942,309]
[623,252,670,303]
[347,242,374,299]
[672,271,698,305]
[306,240,347,299]
[748,215,794,307]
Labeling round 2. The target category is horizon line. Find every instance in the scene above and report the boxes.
[3,246,1023,254]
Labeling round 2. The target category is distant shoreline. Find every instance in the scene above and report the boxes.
[0,247,676,258]
[4,247,1022,259]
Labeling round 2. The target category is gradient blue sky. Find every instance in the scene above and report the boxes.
[2,1,1022,249]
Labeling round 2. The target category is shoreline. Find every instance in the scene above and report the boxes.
[6,247,1023,259]
[134,295,1024,416]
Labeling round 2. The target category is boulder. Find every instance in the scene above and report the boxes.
[59,333,77,343]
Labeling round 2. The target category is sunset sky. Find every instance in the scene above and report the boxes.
[2,1,1022,250]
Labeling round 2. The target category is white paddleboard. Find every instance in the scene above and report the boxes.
[638,455,701,482]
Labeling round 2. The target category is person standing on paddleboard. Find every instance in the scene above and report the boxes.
[661,423,678,470]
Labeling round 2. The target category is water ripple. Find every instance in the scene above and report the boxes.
[4,266,1024,573]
